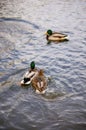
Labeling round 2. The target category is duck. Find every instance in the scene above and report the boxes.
[31,69,47,94]
[21,61,38,85]
[45,29,69,42]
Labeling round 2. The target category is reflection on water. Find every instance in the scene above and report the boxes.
[0,0,86,130]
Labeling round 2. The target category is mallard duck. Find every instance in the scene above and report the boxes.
[31,69,47,94]
[45,29,69,42]
[21,61,38,85]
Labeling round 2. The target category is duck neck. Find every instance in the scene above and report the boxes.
[46,35,49,40]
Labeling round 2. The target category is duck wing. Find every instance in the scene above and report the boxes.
[52,32,67,38]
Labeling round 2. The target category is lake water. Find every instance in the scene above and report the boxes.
[0,0,86,130]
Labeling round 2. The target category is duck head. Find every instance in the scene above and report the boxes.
[30,61,35,70]
[38,69,44,76]
[46,29,53,36]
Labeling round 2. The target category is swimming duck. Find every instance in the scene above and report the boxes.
[21,61,38,85]
[31,69,47,94]
[45,29,69,42]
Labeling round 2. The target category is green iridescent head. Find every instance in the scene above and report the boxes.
[30,61,35,69]
[47,29,52,35]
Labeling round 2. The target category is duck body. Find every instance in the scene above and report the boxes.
[31,69,47,94]
[46,30,69,42]
[21,69,38,85]
[21,61,38,86]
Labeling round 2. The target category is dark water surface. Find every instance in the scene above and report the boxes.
[0,0,86,130]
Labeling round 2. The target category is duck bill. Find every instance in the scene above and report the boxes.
[45,32,48,35]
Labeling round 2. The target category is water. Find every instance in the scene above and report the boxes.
[0,0,86,130]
